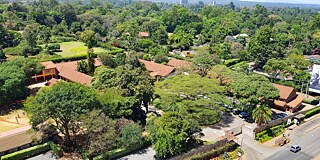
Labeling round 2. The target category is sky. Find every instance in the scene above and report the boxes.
[240,0,320,5]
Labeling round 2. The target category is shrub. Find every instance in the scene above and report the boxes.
[49,142,62,157]
[224,58,240,66]
[154,54,169,64]
[304,107,320,118]
[1,143,51,160]
[47,44,61,51]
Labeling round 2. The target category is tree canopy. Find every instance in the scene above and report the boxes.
[25,82,98,146]
[149,111,200,159]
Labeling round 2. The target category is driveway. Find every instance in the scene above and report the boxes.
[200,112,256,142]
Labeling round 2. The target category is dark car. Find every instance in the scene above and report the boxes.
[245,117,254,123]
[239,112,250,118]
[232,108,241,115]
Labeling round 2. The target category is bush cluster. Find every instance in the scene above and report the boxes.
[224,58,240,66]
[1,143,51,160]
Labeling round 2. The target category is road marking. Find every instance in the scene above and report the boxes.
[306,123,320,133]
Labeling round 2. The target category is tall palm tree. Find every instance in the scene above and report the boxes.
[252,105,272,126]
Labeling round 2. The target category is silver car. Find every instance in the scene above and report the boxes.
[290,145,301,153]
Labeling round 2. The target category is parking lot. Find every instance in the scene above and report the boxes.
[200,111,257,142]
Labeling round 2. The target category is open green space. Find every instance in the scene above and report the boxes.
[50,41,107,57]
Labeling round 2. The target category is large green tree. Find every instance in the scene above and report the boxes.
[192,53,221,77]
[155,74,227,125]
[149,112,200,159]
[229,74,279,107]
[92,57,154,117]
[0,64,27,105]
[81,30,97,49]
[25,82,98,146]
[79,110,117,158]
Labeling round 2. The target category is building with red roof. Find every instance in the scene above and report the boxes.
[273,83,304,113]
[33,58,102,86]
[167,58,192,69]
[138,59,175,80]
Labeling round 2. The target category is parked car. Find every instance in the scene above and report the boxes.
[279,112,289,117]
[232,108,241,115]
[276,114,285,119]
[224,104,233,110]
[290,145,301,153]
[239,112,250,118]
[245,117,254,123]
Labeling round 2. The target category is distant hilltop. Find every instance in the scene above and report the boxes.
[145,0,320,8]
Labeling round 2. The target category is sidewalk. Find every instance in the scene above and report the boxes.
[0,125,31,138]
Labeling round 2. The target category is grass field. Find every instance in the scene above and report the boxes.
[0,109,29,133]
[53,41,107,57]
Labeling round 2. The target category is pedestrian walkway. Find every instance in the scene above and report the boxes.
[0,125,31,138]
[26,151,58,160]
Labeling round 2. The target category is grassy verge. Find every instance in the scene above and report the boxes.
[48,41,107,57]
[255,125,284,143]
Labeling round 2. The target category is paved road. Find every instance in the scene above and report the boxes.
[266,117,320,160]
[26,151,58,160]
[118,147,156,160]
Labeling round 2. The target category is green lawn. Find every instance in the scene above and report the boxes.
[52,41,107,57]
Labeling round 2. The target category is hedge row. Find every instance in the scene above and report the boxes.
[186,142,238,160]
[1,143,51,160]
[303,99,319,105]
[255,125,284,142]
[39,48,124,63]
[92,142,148,160]
[224,58,240,67]
[304,107,320,119]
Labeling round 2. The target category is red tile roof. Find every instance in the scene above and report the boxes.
[274,100,286,107]
[287,95,304,108]
[56,65,92,86]
[273,83,295,100]
[40,61,56,69]
[167,58,192,69]
[139,59,175,77]
[54,58,102,71]
[138,32,150,37]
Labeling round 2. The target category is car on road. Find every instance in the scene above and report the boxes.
[239,111,250,118]
[290,145,301,153]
